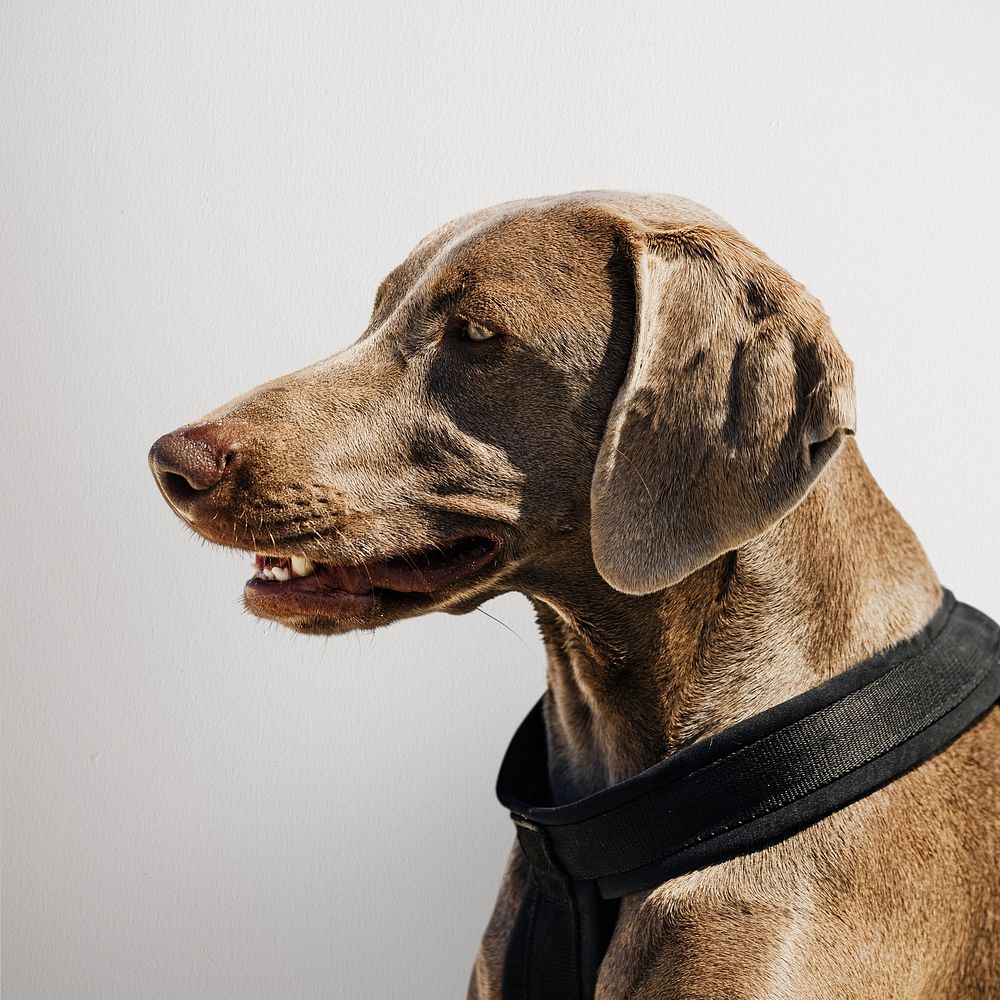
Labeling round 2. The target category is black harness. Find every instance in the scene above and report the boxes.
[495,590,1000,999]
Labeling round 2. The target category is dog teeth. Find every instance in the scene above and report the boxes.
[290,555,315,577]
[252,553,317,582]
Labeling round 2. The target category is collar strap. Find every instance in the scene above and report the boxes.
[495,590,1000,999]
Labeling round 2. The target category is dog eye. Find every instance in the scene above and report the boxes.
[464,321,496,342]
[446,316,498,343]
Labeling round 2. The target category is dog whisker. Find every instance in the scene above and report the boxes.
[476,607,530,649]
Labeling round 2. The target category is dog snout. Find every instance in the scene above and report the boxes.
[148,424,242,511]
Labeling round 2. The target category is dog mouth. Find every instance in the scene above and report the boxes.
[243,534,502,630]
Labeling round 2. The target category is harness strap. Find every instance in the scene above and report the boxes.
[496,590,1000,999]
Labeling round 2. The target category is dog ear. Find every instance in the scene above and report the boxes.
[591,225,856,595]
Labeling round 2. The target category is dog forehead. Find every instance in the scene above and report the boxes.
[365,192,741,348]
[435,212,616,294]
[396,191,735,293]
[437,190,732,237]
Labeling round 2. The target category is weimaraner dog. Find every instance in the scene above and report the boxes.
[150,192,998,998]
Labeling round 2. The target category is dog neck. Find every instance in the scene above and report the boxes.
[527,440,942,804]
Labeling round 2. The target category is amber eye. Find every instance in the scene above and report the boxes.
[448,317,497,342]
[465,321,495,342]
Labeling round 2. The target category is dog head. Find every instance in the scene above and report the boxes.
[149,192,855,633]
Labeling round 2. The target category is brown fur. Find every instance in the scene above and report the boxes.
[150,192,998,998]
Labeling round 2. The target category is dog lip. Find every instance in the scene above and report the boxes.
[369,535,501,593]
[242,534,503,625]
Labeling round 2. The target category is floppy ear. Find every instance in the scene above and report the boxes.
[591,225,856,595]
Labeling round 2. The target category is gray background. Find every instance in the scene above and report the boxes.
[3,3,998,998]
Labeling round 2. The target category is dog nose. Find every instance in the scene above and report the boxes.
[148,425,241,509]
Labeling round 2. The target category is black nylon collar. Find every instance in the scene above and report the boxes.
[495,590,1000,999]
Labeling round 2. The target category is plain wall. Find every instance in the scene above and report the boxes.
[2,3,998,998]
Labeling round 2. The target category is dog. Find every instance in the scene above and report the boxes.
[149,191,998,998]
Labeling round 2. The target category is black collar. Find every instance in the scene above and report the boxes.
[495,590,1000,1000]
